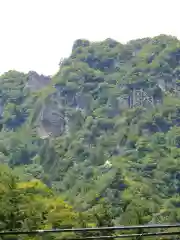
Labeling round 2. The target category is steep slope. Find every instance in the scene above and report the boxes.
[0,164,114,237]
[1,34,180,225]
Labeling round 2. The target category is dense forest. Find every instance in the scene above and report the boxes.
[1,34,180,238]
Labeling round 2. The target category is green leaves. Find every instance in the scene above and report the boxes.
[2,34,180,228]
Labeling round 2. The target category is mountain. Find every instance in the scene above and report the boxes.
[1,34,180,226]
[0,164,114,237]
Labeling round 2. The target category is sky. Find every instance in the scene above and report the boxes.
[0,0,180,76]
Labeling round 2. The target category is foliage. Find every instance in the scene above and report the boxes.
[0,165,114,239]
[1,34,180,234]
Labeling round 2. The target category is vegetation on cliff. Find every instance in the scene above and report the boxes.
[1,34,180,233]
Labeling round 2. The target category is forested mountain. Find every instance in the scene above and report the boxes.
[1,34,180,234]
[0,164,114,240]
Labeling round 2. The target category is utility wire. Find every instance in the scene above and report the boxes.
[0,223,180,235]
[66,231,180,240]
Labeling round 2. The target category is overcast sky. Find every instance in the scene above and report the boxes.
[0,0,179,76]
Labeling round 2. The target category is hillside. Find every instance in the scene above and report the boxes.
[0,164,114,238]
[1,34,180,226]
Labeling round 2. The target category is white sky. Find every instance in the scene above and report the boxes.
[0,0,180,76]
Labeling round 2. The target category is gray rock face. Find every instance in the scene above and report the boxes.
[24,71,66,138]
[26,71,51,91]
[37,94,66,138]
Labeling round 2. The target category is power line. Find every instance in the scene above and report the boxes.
[0,223,180,235]
[68,231,180,240]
